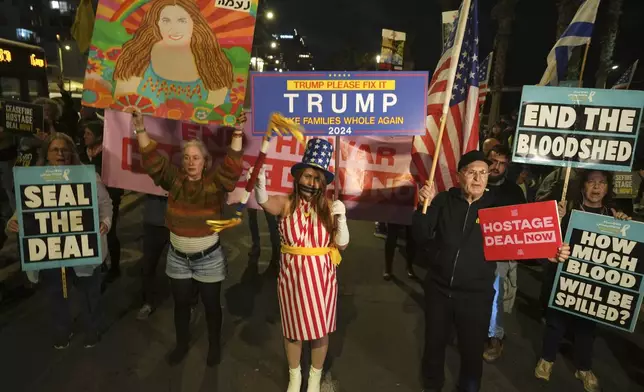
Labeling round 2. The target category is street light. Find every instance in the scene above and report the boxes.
[266,11,274,19]
[270,41,277,48]
[376,55,381,63]
[275,59,280,64]
[611,64,619,70]
[64,45,71,50]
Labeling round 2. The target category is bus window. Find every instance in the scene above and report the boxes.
[28,79,45,99]
[1,77,20,100]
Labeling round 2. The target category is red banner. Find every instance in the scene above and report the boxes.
[102,109,418,225]
[478,201,563,261]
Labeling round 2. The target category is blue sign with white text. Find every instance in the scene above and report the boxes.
[512,86,644,172]
[250,71,429,136]
[549,210,644,332]
[13,165,102,271]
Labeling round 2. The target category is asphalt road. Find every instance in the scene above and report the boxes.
[0,196,642,392]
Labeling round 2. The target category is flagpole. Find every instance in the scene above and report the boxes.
[422,0,472,214]
[561,42,592,205]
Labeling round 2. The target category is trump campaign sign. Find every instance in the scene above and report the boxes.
[512,86,644,172]
[250,71,428,136]
[478,201,563,261]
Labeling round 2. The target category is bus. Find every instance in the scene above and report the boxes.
[0,38,49,102]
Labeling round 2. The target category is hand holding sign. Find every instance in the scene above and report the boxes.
[610,208,631,221]
[7,219,18,233]
[548,243,571,263]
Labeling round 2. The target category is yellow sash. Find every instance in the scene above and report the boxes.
[281,244,342,266]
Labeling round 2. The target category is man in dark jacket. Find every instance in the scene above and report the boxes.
[414,150,568,391]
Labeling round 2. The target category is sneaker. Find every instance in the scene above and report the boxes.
[53,333,74,350]
[83,333,100,348]
[373,222,387,239]
[137,304,154,320]
[575,370,601,392]
[483,337,503,362]
[534,358,554,381]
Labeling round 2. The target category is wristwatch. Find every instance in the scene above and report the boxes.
[133,127,146,135]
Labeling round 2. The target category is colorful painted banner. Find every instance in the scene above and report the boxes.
[0,100,44,136]
[13,165,102,271]
[379,29,406,71]
[549,210,644,332]
[613,172,641,199]
[102,109,418,225]
[250,71,428,137]
[478,201,563,261]
[512,86,644,172]
[81,0,258,125]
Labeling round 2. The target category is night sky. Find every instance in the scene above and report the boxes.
[267,0,644,108]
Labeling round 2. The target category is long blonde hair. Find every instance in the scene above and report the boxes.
[114,0,233,91]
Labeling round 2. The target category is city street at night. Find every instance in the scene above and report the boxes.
[0,197,642,392]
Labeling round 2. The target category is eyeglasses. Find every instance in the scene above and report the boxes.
[462,170,489,179]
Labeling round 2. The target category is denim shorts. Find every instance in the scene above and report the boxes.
[166,245,228,283]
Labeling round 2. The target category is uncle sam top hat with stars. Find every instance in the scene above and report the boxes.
[291,138,335,183]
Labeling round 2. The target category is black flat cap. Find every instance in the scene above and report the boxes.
[458,150,492,172]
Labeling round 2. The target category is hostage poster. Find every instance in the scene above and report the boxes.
[102,109,419,225]
[512,86,644,172]
[549,210,644,332]
[81,0,258,125]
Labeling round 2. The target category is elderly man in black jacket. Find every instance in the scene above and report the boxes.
[414,150,570,392]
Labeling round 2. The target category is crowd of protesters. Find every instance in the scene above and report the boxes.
[1,89,643,392]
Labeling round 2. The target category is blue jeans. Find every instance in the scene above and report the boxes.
[166,245,227,283]
[488,273,504,339]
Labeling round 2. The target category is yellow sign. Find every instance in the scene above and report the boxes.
[286,80,396,91]
[0,49,12,63]
[30,54,45,67]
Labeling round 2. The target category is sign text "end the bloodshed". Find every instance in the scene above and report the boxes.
[522,104,639,134]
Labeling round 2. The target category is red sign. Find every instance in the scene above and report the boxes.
[478,201,563,261]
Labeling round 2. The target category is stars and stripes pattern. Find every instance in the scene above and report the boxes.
[612,60,639,89]
[478,52,493,107]
[411,0,480,192]
[539,0,600,86]
[302,138,333,170]
[277,200,337,341]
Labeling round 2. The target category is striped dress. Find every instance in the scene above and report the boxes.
[278,199,338,341]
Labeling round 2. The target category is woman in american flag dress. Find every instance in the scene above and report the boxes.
[251,138,349,392]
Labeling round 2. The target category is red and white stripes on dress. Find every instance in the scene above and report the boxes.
[277,199,338,341]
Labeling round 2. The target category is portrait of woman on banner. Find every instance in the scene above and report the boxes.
[113,0,234,112]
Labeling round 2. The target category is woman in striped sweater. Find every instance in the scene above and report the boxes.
[131,111,244,367]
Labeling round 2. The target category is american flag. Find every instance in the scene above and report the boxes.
[412,0,480,192]
[478,52,493,107]
[612,60,639,90]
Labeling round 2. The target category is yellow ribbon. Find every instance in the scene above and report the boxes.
[281,244,342,266]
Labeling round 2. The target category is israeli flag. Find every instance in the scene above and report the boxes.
[539,0,601,86]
